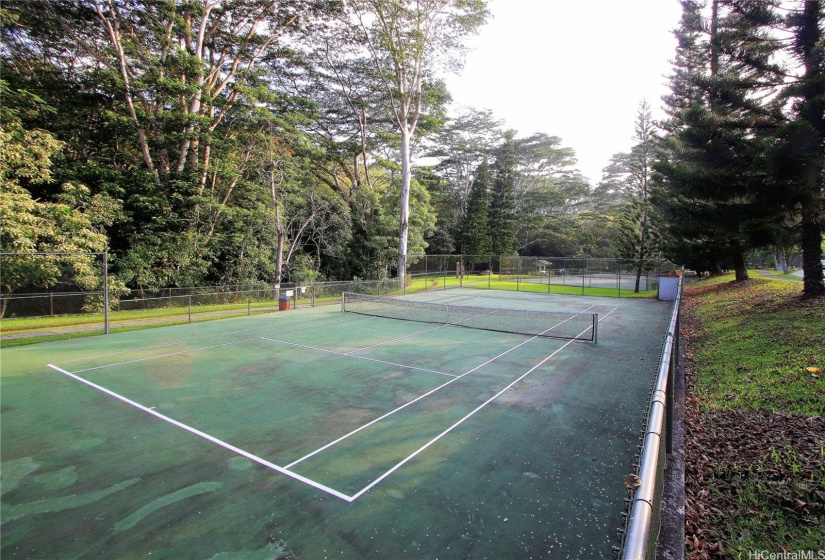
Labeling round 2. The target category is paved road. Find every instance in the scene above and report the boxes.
[756,269,804,282]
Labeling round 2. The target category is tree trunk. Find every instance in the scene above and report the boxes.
[271,169,285,288]
[275,226,284,287]
[800,212,825,297]
[774,247,790,274]
[396,128,411,280]
[730,240,749,281]
[797,0,825,298]
[634,211,649,293]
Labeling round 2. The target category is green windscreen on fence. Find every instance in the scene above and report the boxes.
[341,292,598,342]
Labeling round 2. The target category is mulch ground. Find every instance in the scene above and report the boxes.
[681,287,825,559]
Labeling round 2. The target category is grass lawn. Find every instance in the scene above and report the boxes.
[682,274,825,558]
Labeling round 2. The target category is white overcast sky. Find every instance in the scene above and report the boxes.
[443,0,684,185]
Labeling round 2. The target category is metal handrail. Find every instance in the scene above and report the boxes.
[622,273,683,559]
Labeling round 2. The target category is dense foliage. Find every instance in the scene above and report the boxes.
[1,0,822,297]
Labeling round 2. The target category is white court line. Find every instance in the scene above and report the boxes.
[47,303,612,502]
[258,337,457,378]
[344,323,450,355]
[346,306,614,499]
[347,319,602,501]
[65,339,259,374]
[283,305,596,470]
[46,364,355,502]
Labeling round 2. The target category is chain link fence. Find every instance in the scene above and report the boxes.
[405,255,676,295]
[1,253,676,344]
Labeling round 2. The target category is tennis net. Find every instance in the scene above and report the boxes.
[341,292,598,342]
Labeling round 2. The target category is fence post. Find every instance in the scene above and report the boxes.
[618,258,622,298]
[516,256,521,291]
[488,256,492,289]
[312,284,316,307]
[424,256,428,292]
[103,251,110,334]
[188,295,192,323]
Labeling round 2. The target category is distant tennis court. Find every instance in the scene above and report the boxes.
[1,289,673,559]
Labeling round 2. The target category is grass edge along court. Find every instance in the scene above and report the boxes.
[1,288,675,559]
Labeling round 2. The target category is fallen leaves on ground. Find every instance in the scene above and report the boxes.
[681,283,825,559]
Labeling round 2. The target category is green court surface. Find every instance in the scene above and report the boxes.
[1,289,673,559]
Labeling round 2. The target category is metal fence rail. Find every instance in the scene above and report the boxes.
[616,272,683,559]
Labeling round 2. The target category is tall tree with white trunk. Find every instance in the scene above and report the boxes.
[344,0,488,279]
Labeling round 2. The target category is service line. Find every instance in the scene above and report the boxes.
[258,337,457,378]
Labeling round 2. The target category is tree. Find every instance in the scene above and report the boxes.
[343,0,488,279]
[4,0,338,288]
[0,97,122,314]
[616,100,660,292]
[460,159,492,255]
[510,133,587,253]
[766,0,825,297]
[489,133,517,255]
[655,0,785,280]
[428,107,504,218]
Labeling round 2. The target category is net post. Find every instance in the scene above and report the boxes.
[341,292,345,312]
[593,313,598,344]
[103,251,110,334]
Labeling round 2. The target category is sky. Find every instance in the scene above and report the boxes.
[443,0,684,185]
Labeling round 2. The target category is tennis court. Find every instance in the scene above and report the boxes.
[1,289,673,559]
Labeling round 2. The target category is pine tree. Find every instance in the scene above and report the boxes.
[488,134,517,255]
[765,0,825,297]
[617,100,661,291]
[460,159,492,256]
[655,0,785,280]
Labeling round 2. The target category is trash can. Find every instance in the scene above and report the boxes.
[658,276,679,301]
[278,293,290,311]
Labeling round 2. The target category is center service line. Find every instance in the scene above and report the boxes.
[348,315,607,501]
